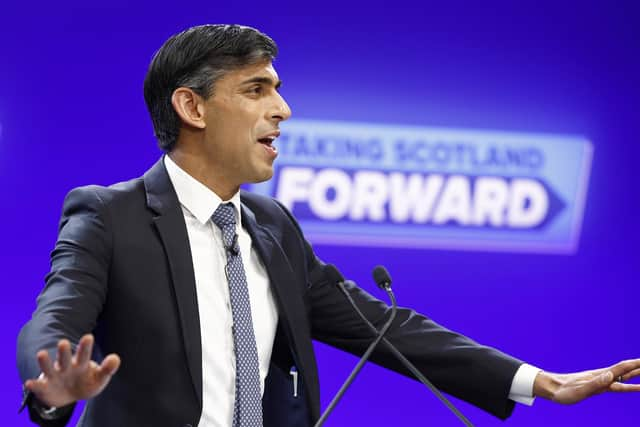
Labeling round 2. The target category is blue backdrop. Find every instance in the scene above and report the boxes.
[2,1,638,426]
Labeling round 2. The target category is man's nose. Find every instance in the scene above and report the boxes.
[269,92,292,121]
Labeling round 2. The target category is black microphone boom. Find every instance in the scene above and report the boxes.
[313,266,399,427]
[322,264,474,427]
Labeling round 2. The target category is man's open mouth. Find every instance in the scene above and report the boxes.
[257,136,276,146]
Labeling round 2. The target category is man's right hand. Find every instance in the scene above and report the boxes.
[24,334,121,408]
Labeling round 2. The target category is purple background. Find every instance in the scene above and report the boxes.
[2,1,638,425]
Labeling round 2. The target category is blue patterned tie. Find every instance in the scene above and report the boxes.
[212,203,263,427]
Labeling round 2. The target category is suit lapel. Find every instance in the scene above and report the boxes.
[241,202,320,415]
[143,158,203,408]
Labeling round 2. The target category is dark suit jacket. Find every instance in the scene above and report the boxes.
[18,158,523,426]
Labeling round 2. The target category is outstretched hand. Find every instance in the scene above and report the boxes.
[24,334,121,408]
[534,359,640,404]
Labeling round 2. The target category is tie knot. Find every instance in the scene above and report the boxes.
[212,203,236,229]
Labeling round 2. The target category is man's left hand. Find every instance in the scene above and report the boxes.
[534,359,640,404]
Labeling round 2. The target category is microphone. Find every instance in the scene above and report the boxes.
[323,264,475,427]
[372,265,392,290]
[313,266,399,427]
[225,234,240,256]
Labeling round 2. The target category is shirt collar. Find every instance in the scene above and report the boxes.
[164,155,242,227]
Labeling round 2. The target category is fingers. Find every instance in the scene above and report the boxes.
[36,334,95,378]
[24,377,47,395]
[609,383,640,392]
[620,368,640,382]
[611,359,640,378]
[36,350,55,378]
[593,360,640,394]
[74,334,94,367]
[57,339,73,372]
[32,335,120,394]
[96,354,121,383]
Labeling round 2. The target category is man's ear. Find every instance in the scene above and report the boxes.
[171,88,206,129]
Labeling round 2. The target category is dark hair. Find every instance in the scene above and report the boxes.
[143,24,278,152]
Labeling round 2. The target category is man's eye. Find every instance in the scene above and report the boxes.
[249,86,263,95]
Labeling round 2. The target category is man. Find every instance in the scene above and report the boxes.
[17,24,640,426]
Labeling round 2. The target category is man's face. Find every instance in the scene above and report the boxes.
[202,60,291,186]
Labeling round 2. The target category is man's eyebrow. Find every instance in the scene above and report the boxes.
[240,76,282,89]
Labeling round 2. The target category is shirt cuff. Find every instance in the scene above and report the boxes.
[508,363,541,406]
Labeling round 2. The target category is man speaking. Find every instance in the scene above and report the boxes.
[17,24,640,426]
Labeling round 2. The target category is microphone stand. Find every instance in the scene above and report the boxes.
[313,287,398,427]
[335,281,474,427]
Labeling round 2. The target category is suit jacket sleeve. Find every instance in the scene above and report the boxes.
[271,199,522,420]
[17,186,113,425]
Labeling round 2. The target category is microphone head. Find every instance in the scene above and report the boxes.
[372,265,392,289]
[226,234,240,256]
[324,264,345,284]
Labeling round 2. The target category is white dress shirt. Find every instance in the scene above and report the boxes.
[164,156,538,426]
[509,363,540,405]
